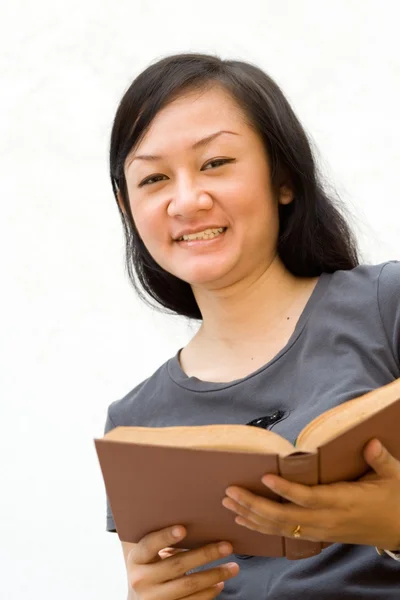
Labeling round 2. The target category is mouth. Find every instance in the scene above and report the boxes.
[175,227,228,243]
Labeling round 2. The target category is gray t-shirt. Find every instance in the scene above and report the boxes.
[104,260,400,598]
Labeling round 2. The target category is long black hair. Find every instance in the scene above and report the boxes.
[109,52,360,320]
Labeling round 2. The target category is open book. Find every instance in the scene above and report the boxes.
[95,378,400,560]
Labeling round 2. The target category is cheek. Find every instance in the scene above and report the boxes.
[131,202,161,241]
[131,205,171,265]
[223,167,274,210]
[229,184,277,226]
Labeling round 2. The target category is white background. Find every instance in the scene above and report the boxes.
[1,1,399,598]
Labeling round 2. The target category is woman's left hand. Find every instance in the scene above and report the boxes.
[222,439,400,550]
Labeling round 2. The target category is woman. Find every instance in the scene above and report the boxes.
[105,52,400,598]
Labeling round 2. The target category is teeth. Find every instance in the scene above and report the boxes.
[179,227,225,242]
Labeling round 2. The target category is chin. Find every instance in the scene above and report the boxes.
[162,253,240,287]
[180,272,224,286]
[178,266,237,288]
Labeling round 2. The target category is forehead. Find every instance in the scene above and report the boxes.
[135,86,248,150]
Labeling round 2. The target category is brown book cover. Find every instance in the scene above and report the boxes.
[95,379,400,559]
[278,452,322,559]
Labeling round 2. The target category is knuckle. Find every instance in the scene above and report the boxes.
[182,574,199,595]
[150,527,174,550]
[325,511,340,529]
[240,498,251,510]
[142,527,175,559]
[313,519,336,541]
[128,565,147,591]
[204,543,220,562]
[169,552,186,576]
[220,563,233,577]
[127,546,137,564]
[305,496,318,509]
[325,517,340,534]
[272,512,286,526]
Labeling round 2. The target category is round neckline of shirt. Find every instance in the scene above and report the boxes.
[167,272,331,392]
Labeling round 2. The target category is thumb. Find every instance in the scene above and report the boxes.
[364,439,400,478]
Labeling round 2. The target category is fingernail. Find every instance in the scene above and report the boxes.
[372,439,382,458]
[172,526,184,538]
[218,542,232,555]
[262,476,275,488]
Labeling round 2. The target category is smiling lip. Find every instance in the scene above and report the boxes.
[176,228,227,247]
[173,226,227,241]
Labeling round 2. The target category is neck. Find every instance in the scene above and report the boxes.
[192,255,315,348]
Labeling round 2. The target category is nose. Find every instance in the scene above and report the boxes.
[167,175,213,218]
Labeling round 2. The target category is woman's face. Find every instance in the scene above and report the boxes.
[122,85,293,289]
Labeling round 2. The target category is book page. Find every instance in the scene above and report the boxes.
[296,379,400,451]
[104,424,296,455]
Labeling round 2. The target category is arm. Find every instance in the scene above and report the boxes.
[121,542,137,600]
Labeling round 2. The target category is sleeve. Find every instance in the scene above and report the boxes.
[104,405,117,533]
[377,260,400,370]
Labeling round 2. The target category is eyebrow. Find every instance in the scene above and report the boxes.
[128,130,240,164]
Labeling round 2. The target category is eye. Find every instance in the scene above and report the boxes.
[138,158,235,188]
[138,174,166,188]
[202,158,235,170]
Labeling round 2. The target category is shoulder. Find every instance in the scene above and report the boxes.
[339,259,400,304]
[324,260,400,367]
[105,358,173,432]
[329,260,397,286]
[376,260,400,298]
[323,261,399,302]
[304,261,400,354]
[374,261,400,359]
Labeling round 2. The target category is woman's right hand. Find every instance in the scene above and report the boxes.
[126,525,240,599]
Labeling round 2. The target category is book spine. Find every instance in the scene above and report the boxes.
[278,452,322,560]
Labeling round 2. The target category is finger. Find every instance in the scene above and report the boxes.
[160,561,239,600]
[158,547,188,559]
[363,439,400,478]
[223,496,273,525]
[260,476,333,508]
[154,541,234,584]
[130,525,187,565]
[234,513,333,543]
[226,482,331,512]
[223,493,318,536]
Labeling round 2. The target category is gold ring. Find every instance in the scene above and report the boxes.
[292,524,301,538]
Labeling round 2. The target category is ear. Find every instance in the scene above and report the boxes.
[278,184,294,205]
